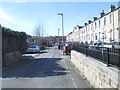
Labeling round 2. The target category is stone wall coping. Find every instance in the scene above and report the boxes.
[71,50,120,85]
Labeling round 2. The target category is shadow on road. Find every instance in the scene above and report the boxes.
[25,51,48,54]
[2,56,69,78]
[39,51,48,54]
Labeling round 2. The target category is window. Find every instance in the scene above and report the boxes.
[82,29,84,34]
[95,22,97,29]
[110,29,113,41]
[81,36,83,41]
[83,28,85,33]
[99,32,101,40]
[88,25,90,31]
[95,33,97,40]
[104,17,106,26]
[91,24,93,31]
[104,31,106,39]
[86,27,87,32]
[99,20,100,28]
[88,35,90,40]
[86,35,87,41]
[110,14,112,24]
[91,34,93,40]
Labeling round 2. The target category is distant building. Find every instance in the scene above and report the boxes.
[27,35,66,47]
[66,25,83,43]
[67,5,120,44]
[49,36,66,46]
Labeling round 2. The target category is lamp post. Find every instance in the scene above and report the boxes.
[57,13,64,52]
[58,28,60,44]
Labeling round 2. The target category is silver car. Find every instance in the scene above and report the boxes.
[104,41,120,49]
[26,45,40,53]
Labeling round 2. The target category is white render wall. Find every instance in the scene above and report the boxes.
[67,7,120,44]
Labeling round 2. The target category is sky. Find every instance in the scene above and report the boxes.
[0,1,119,36]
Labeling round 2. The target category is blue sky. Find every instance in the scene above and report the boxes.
[0,1,119,36]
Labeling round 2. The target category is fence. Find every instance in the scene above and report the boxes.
[72,45,120,69]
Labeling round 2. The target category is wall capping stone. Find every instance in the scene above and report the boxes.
[71,50,120,89]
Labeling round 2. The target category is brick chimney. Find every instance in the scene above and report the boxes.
[110,5,116,12]
[100,10,105,17]
[93,17,97,21]
[84,23,87,26]
[88,20,92,24]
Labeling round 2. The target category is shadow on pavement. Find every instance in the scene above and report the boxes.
[2,56,69,78]
[39,51,48,54]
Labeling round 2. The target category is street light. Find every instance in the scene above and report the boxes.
[57,13,64,52]
[58,28,60,45]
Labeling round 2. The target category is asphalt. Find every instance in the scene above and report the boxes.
[2,46,93,88]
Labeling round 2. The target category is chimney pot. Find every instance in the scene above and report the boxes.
[93,17,97,21]
[84,23,87,26]
[110,5,115,12]
[100,10,105,17]
[88,20,92,24]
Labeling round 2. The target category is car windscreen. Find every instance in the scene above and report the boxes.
[29,45,36,48]
[110,42,117,45]
[117,42,120,45]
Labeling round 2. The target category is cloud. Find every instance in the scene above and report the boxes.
[0,8,15,23]
[15,0,27,3]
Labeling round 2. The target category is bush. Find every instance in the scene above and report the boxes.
[2,26,28,54]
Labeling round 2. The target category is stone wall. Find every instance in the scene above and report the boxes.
[71,50,120,89]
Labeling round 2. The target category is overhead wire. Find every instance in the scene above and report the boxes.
[64,0,71,18]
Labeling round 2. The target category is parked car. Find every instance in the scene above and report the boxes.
[26,45,40,53]
[89,42,102,50]
[39,45,45,50]
[89,42,108,50]
[104,41,120,49]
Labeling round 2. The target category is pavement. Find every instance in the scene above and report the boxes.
[2,46,93,88]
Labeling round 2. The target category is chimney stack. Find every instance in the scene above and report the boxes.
[110,5,116,12]
[93,17,97,21]
[84,23,87,26]
[100,10,105,17]
[88,20,92,24]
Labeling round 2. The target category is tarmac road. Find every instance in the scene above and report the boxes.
[2,46,92,88]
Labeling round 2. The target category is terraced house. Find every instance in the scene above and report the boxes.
[67,5,120,44]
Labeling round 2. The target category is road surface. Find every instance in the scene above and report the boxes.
[2,47,92,88]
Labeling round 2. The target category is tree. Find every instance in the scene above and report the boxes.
[33,22,46,46]
[34,24,41,37]
[33,22,44,37]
